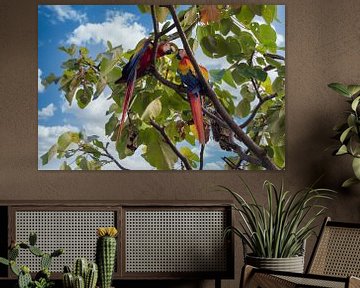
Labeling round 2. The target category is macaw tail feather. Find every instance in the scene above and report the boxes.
[188,92,205,145]
[116,71,136,143]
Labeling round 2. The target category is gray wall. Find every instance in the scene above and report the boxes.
[1,0,360,287]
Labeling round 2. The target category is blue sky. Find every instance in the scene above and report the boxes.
[38,5,285,170]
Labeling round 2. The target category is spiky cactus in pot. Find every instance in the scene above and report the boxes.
[62,259,98,288]
[96,227,118,288]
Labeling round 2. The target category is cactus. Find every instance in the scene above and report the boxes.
[29,232,37,246]
[41,253,52,270]
[9,246,19,260]
[29,245,44,257]
[74,258,88,279]
[96,227,118,288]
[18,270,32,288]
[0,232,63,288]
[85,263,98,288]
[63,260,98,288]
[73,275,85,288]
[63,272,74,288]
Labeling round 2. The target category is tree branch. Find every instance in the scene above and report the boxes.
[102,143,129,170]
[150,119,192,170]
[166,5,278,170]
[199,144,205,170]
[264,53,285,61]
[240,93,277,129]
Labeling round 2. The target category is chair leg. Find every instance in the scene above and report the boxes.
[240,265,255,288]
[215,278,221,288]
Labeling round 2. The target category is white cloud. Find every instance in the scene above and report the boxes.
[61,91,110,137]
[38,103,56,118]
[46,5,87,24]
[38,124,79,155]
[66,12,147,50]
[38,69,45,93]
[277,33,285,46]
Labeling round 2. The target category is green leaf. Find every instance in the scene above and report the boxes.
[328,83,351,97]
[94,77,107,100]
[60,161,72,170]
[107,40,113,51]
[222,70,237,88]
[41,144,58,165]
[155,7,169,23]
[105,114,118,136]
[140,128,178,170]
[57,132,80,152]
[342,177,360,188]
[340,127,352,143]
[179,146,200,168]
[336,144,348,155]
[209,69,225,83]
[237,63,267,82]
[0,257,9,266]
[59,44,77,56]
[41,73,59,88]
[220,18,231,35]
[76,86,93,109]
[183,6,198,27]
[348,85,360,96]
[236,99,251,118]
[351,96,360,111]
[236,5,255,25]
[352,157,360,179]
[137,5,150,13]
[262,5,277,24]
[239,32,256,56]
[141,98,162,121]
[200,35,218,55]
[272,77,285,95]
[232,68,247,85]
[258,24,277,46]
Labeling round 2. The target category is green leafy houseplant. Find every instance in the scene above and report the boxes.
[328,83,360,187]
[223,180,334,260]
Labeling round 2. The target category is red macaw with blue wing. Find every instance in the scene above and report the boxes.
[177,49,209,145]
[115,39,174,142]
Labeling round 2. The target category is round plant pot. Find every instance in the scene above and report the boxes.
[245,254,304,273]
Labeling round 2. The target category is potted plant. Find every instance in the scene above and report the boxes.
[328,83,360,187]
[223,179,334,273]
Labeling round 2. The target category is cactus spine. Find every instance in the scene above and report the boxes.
[96,227,118,288]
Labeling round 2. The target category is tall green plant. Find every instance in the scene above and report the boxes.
[328,83,360,187]
[223,180,334,258]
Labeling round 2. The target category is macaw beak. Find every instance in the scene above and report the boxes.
[176,53,182,60]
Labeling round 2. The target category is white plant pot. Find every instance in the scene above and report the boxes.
[245,254,305,273]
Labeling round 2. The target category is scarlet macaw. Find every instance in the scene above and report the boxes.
[115,39,174,141]
[176,49,209,145]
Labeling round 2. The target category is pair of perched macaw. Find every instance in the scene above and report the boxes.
[115,40,209,145]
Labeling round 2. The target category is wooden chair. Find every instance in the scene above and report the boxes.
[241,217,360,288]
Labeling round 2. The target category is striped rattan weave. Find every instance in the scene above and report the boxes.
[308,225,360,277]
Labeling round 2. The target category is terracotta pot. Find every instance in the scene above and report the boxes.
[245,254,305,273]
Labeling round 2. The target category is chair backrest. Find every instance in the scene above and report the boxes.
[307,217,360,277]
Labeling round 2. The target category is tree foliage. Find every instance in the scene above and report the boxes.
[41,4,285,170]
